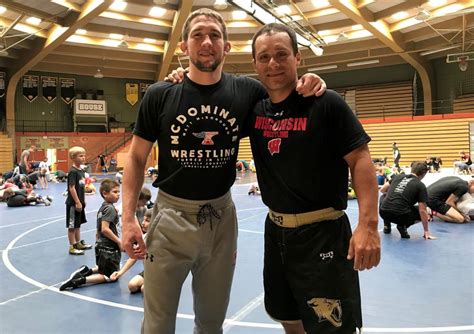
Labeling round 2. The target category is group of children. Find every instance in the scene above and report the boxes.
[60,145,153,293]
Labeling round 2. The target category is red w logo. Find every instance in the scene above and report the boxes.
[268,138,282,155]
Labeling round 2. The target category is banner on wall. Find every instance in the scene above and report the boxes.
[140,83,151,97]
[20,136,68,150]
[74,99,107,115]
[126,83,139,106]
[42,76,57,103]
[22,75,39,102]
[0,72,5,98]
[60,78,75,104]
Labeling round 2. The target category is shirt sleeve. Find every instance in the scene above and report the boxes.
[453,182,469,198]
[67,170,77,187]
[326,90,371,158]
[101,204,117,223]
[133,81,173,143]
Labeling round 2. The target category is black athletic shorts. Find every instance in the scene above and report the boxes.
[66,204,87,229]
[379,206,420,227]
[7,194,27,207]
[427,199,451,215]
[95,243,121,278]
[264,214,362,334]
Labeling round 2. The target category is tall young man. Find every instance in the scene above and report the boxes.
[248,23,380,333]
[121,9,325,334]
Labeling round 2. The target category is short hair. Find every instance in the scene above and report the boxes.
[69,146,85,159]
[144,208,153,219]
[411,161,428,176]
[139,186,152,201]
[99,178,120,198]
[251,23,298,59]
[182,8,228,42]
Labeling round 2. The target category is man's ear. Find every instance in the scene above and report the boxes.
[179,41,188,55]
[224,42,231,55]
[296,51,301,66]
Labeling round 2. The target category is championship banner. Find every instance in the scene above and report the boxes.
[140,83,151,97]
[22,75,39,102]
[41,76,57,103]
[0,72,5,98]
[126,83,139,106]
[60,78,75,104]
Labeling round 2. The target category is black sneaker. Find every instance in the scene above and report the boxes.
[68,265,91,281]
[383,222,391,234]
[59,276,85,291]
[397,225,410,239]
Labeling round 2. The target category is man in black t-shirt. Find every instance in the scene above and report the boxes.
[248,23,380,334]
[427,176,474,223]
[121,9,326,334]
[379,161,434,239]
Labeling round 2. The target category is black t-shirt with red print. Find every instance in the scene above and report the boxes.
[247,89,370,213]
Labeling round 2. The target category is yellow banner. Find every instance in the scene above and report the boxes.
[126,83,139,106]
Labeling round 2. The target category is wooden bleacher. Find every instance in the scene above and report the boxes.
[355,82,413,119]
[237,137,253,162]
[453,94,474,114]
[0,132,14,172]
[363,117,473,167]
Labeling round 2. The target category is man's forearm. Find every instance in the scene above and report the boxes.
[122,155,146,223]
[350,155,379,228]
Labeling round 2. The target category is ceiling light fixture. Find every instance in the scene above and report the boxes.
[153,0,167,4]
[76,29,87,35]
[337,32,348,42]
[109,1,127,11]
[415,8,431,21]
[109,33,123,40]
[94,69,104,79]
[228,0,325,57]
[0,6,6,14]
[392,11,409,20]
[308,65,338,71]
[26,17,42,25]
[119,39,129,48]
[347,59,380,67]
[214,0,228,10]
[149,6,166,17]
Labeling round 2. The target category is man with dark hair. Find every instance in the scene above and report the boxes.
[427,176,474,223]
[122,9,326,334]
[249,22,380,334]
[379,161,435,239]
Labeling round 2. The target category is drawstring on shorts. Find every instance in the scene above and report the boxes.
[197,204,221,230]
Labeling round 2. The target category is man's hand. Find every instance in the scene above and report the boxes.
[122,217,147,260]
[75,202,83,212]
[164,67,187,83]
[347,225,381,271]
[296,73,327,97]
[423,231,437,240]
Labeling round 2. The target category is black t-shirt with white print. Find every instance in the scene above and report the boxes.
[247,89,371,214]
[66,166,85,206]
[134,73,266,200]
[380,173,428,215]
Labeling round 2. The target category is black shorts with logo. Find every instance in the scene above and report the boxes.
[66,204,87,229]
[264,214,362,333]
[95,243,121,278]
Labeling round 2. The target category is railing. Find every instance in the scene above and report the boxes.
[15,120,74,133]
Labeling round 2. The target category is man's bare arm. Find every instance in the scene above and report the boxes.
[344,144,381,271]
[122,135,153,259]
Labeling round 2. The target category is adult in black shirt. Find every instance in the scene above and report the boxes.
[379,161,434,239]
[121,9,326,334]
[427,176,474,223]
[248,23,380,334]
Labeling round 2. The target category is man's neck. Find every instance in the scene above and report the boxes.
[268,85,296,104]
[187,65,223,85]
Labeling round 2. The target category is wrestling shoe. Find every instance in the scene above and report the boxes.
[383,221,391,234]
[397,225,410,239]
[69,245,84,255]
[59,276,86,291]
[46,195,54,202]
[68,265,92,281]
[75,240,92,250]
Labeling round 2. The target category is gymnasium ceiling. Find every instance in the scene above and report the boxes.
[0,0,473,81]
